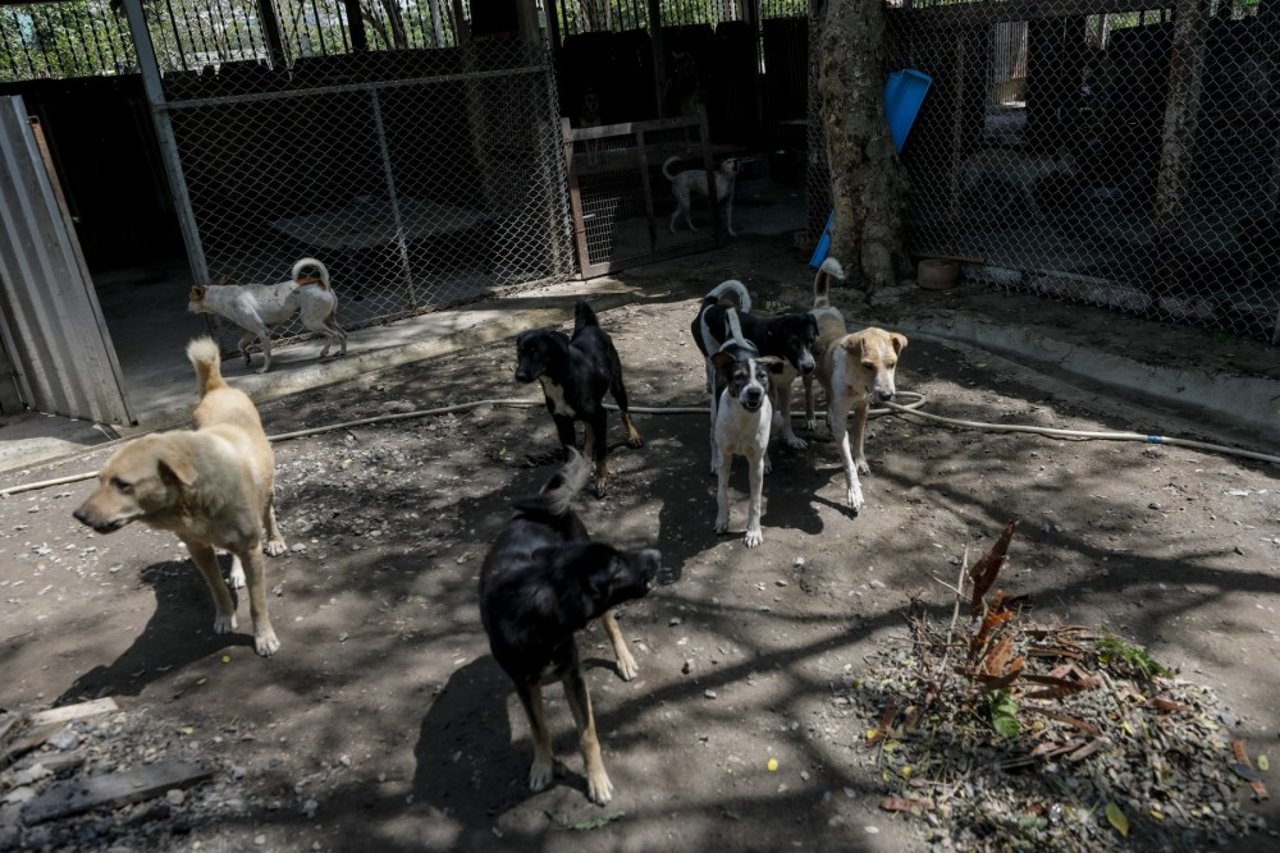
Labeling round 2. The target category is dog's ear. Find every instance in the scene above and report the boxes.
[189,285,206,302]
[840,333,866,356]
[210,273,228,286]
[711,350,737,376]
[807,315,820,339]
[890,332,908,354]
[156,452,198,488]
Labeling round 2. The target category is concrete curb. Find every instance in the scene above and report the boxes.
[889,312,1280,450]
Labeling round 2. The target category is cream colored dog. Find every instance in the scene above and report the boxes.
[73,337,286,656]
[802,258,907,513]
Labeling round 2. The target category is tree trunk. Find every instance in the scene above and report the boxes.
[816,0,906,295]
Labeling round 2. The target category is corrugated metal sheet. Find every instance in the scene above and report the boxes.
[0,95,133,425]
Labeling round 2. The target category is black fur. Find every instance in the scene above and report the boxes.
[515,301,641,496]
[478,453,663,803]
[691,296,818,376]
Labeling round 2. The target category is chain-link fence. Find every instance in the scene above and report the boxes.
[142,2,574,345]
[809,1,1280,343]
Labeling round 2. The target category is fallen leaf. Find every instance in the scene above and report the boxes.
[1149,697,1191,714]
[1258,755,1270,772]
[969,520,1019,616]
[879,797,933,813]
[1105,802,1129,837]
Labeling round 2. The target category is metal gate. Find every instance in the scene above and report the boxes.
[0,97,133,425]
[562,111,720,276]
[119,0,575,348]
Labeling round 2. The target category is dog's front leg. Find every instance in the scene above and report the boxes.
[516,682,554,792]
[237,331,255,367]
[774,381,806,450]
[236,544,280,656]
[744,450,765,547]
[586,411,609,498]
[186,540,238,635]
[714,448,732,533]
[600,610,637,680]
[850,401,872,476]
[803,376,818,432]
[553,415,578,458]
[724,192,737,237]
[562,666,612,805]
[708,381,721,475]
[829,402,864,513]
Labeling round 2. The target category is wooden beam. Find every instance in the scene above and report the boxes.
[21,761,213,825]
[889,0,1174,28]
[29,698,119,728]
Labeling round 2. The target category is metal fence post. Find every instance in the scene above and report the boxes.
[120,0,208,285]
[368,88,417,309]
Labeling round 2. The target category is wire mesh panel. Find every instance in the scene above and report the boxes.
[563,113,719,276]
[872,0,1280,343]
[147,16,573,345]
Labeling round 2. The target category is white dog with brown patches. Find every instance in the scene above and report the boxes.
[187,257,347,374]
[802,258,908,513]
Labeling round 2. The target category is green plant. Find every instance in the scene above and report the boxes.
[1096,633,1173,680]
[986,689,1020,737]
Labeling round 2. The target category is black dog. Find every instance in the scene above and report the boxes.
[479,449,663,805]
[691,278,818,456]
[515,301,643,497]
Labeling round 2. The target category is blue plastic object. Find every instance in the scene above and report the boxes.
[809,68,933,268]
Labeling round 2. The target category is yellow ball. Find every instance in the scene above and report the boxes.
[767,758,779,772]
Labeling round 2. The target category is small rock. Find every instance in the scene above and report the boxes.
[290,543,307,553]
[232,766,247,780]
[775,579,788,587]
[800,770,811,781]
[669,617,682,627]
[166,789,186,807]
[868,579,886,590]
[793,556,806,567]
[302,798,319,818]
[338,754,352,768]
[48,725,80,751]
[704,689,718,700]
[338,632,350,643]
[2,786,36,805]
[864,826,880,835]
[681,659,694,675]
[1219,711,1239,727]
[254,835,266,846]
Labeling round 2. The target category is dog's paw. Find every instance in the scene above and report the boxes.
[594,475,608,499]
[627,434,644,449]
[228,557,247,590]
[714,513,729,534]
[615,648,639,681]
[728,229,738,238]
[856,458,871,476]
[744,527,764,548]
[783,433,807,451]
[213,611,237,635]
[253,627,281,657]
[587,767,614,805]
[264,538,287,558]
[528,757,554,793]
[846,484,864,514]
[805,417,819,433]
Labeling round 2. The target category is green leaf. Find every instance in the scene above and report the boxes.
[1106,802,1129,837]
[992,712,1019,737]
[1258,755,1270,772]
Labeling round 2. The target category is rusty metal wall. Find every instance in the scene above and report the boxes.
[0,96,133,424]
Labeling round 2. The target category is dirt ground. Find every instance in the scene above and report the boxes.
[1,239,1278,852]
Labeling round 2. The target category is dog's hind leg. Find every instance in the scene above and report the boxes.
[600,610,638,680]
[186,539,238,635]
[562,666,612,805]
[516,683,555,793]
[606,358,643,448]
[724,193,737,237]
[262,497,287,557]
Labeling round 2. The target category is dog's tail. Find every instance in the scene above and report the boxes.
[513,448,590,518]
[662,155,680,182]
[812,257,845,309]
[703,279,752,314]
[291,257,330,289]
[186,336,226,397]
[573,300,599,335]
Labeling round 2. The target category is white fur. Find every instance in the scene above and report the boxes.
[664,156,740,237]
[538,376,576,417]
[713,354,773,549]
[187,257,347,373]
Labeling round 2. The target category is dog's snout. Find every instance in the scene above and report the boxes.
[72,507,89,525]
[873,387,895,403]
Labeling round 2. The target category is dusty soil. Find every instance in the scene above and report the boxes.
[2,240,1278,852]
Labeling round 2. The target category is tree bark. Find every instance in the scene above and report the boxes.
[816,0,906,294]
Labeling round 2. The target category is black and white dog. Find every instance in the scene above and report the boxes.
[710,310,784,548]
[515,301,643,497]
[690,278,818,469]
[479,449,664,805]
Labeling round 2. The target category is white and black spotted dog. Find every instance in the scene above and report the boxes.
[663,156,741,237]
[710,309,783,548]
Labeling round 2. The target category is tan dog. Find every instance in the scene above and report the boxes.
[73,337,286,656]
[801,259,907,513]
